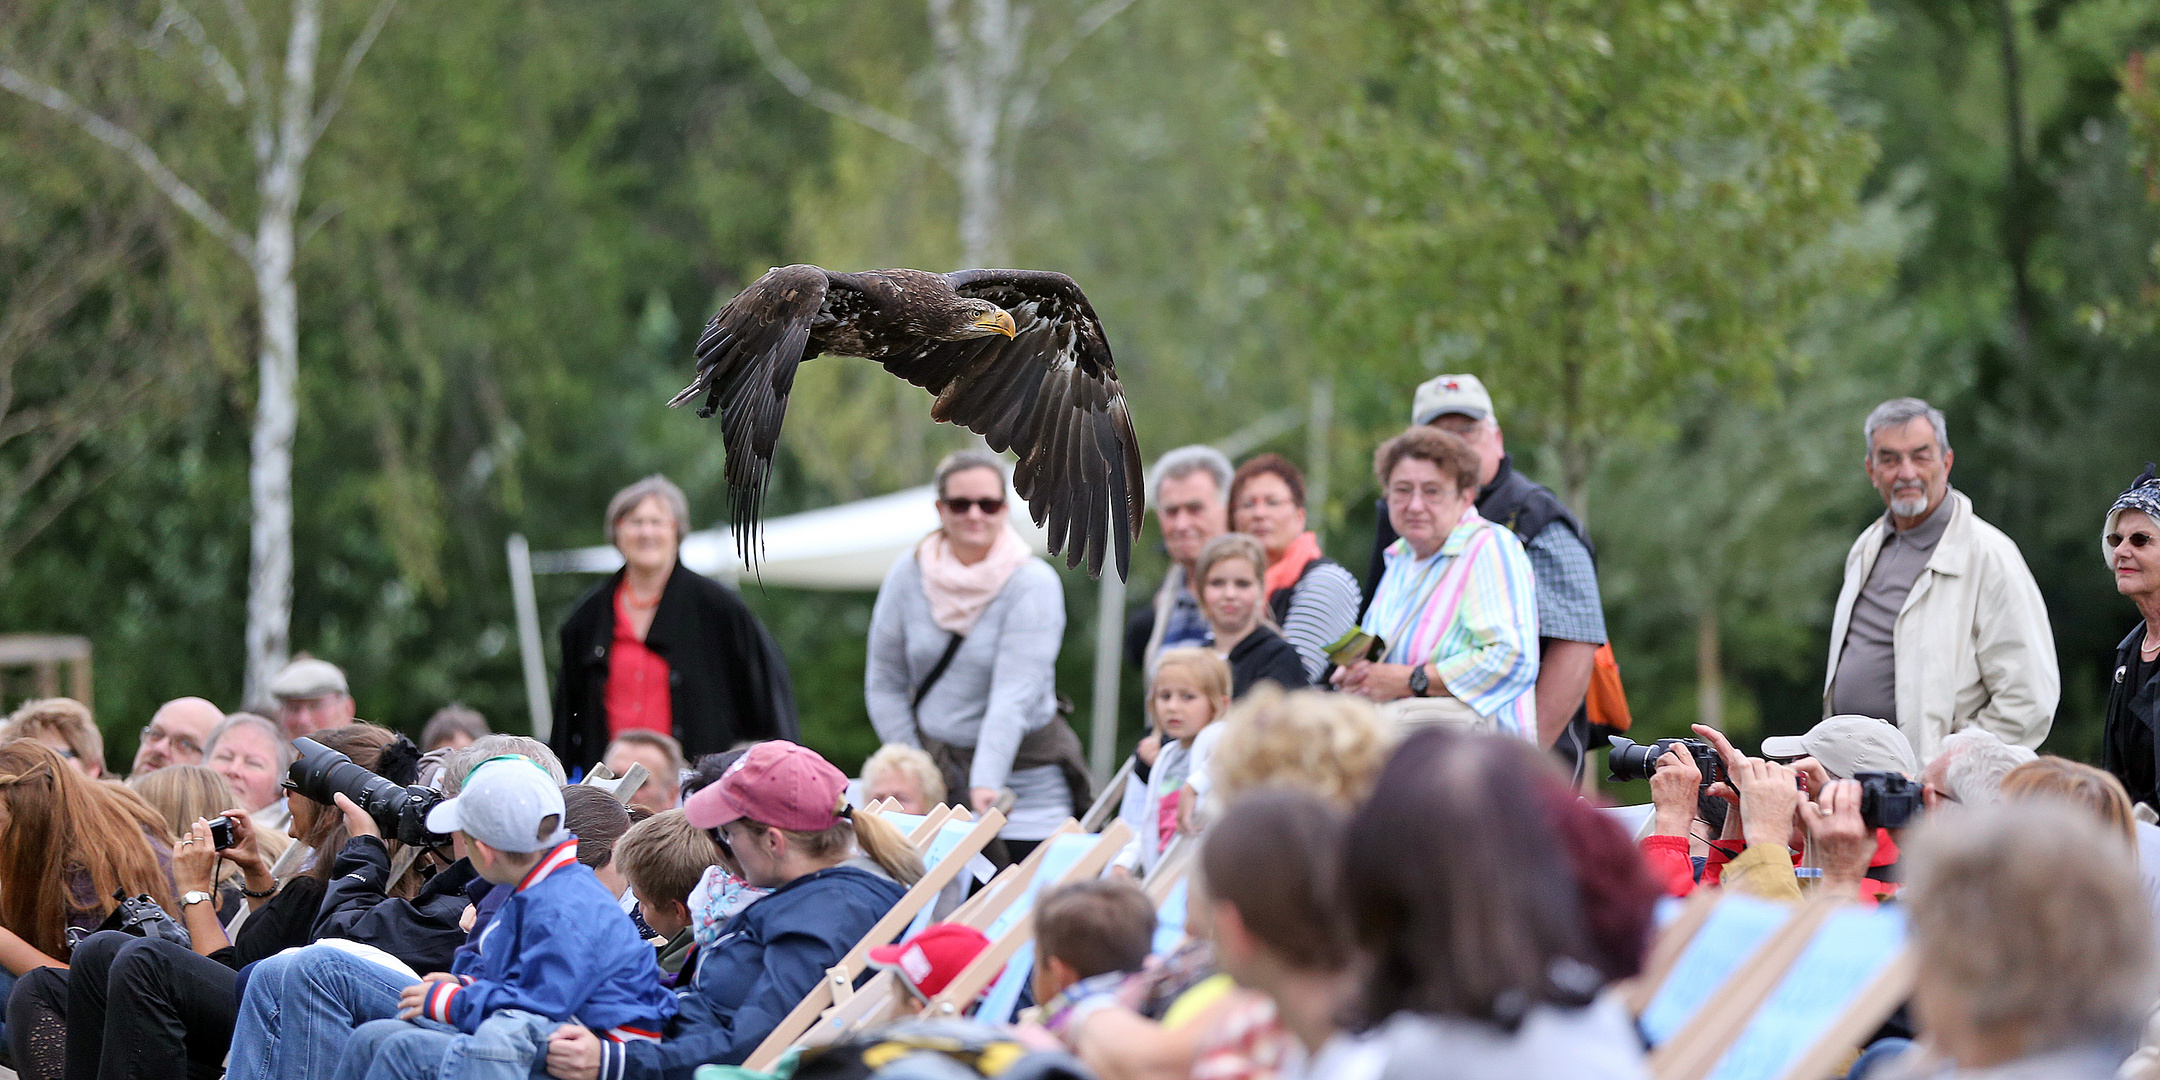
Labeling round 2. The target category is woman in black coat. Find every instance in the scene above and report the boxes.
[553,475,798,773]
[2100,468,2160,810]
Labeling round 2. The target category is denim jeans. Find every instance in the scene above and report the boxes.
[0,964,19,1056]
[332,1011,552,1080]
[227,946,412,1080]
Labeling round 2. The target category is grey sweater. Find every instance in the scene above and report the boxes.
[865,550,1066,833]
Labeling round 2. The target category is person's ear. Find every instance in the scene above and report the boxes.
[1209,900,1252,959]
[667,899,692,926]
[1941,447,1953,476]
[1047,955,1082,995]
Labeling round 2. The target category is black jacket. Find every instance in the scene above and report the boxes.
[553,562,799,771]
[312,836,483,975]
[2102,623,2160,808]
[1228,625,1309,697]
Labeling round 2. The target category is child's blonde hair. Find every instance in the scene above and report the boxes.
[1149,647,1232,729]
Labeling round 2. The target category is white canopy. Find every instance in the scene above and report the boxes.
[526,482,1051,591]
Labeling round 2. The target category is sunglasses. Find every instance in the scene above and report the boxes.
[941,497,1005,515]
[2107,531,2158,550]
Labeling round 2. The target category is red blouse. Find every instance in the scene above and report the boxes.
[605,582,673,740]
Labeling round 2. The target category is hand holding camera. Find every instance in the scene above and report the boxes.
[287,736,447,846]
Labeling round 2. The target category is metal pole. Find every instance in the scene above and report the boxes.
[506,534,553,742]
[1088,570,1126,788]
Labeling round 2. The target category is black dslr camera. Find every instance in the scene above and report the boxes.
[1606,736,1726,787]
[287,736,448,846]
[1855,771,1923,831]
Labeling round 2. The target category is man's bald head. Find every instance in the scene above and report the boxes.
[132,697,223,776]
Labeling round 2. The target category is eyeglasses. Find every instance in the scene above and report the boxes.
[139,725,204,758]
[2107,531,2158,550]
[941,497,1005,516]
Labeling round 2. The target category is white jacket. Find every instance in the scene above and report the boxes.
[1822,490,2057,763]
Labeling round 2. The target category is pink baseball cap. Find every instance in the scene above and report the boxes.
[684,741,849,832]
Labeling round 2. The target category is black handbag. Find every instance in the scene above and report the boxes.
[67,888,192,950]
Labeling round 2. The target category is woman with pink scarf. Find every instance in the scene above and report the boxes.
[1230,454,1364,682]
[864,450,1090,861]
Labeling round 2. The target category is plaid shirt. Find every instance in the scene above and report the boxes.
[1360,510,1540,738]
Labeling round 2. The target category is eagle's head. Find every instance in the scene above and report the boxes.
[945,299,1017,340]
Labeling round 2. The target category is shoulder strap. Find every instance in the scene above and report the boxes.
[911,633,967,712]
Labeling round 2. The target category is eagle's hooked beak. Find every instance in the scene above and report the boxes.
[974,309,1018,338]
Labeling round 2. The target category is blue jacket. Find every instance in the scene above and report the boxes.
[598,863,907,1080]
[418,839,676,1040]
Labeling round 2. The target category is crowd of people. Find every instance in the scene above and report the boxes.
[3,371,2160,1080]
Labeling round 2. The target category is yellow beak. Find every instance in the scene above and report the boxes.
[974,309,1018,338]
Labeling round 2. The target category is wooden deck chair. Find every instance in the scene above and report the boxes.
[925,820,1135,1020]
[736,805,1008,1071]
[1634,893,1912,1080]
[780,821,1091,1055]
[1081,755,1136,832]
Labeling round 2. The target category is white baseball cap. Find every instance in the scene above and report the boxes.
[1412,374,1495,426]
[425,758,568,853]
[1761,715,1920,779]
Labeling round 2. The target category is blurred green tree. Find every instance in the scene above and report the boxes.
[1250,0,1887,513]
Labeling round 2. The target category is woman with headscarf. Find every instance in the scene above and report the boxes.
[554,474,798,773]
[864,449,1089,860]
[2101,466,2160,812]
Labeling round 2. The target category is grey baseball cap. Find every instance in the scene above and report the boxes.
[1412,374,1495,426]
[425,758,569,853]
[1761,715,1919,779]
[269,658,349,699]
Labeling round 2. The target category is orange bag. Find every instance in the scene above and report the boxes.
[1586,642,1633,734]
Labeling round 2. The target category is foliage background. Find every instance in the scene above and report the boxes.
[2,0,2157,778]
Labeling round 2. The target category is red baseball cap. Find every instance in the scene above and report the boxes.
[867,923,991,998]
[683,741,849,832]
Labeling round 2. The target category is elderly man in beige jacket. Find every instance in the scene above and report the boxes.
[1823,398,2057,762]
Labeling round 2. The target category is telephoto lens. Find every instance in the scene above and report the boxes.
[286,737,449,845]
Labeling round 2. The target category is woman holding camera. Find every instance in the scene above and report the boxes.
[4,725,418,1080]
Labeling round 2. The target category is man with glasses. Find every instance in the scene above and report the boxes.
[130,696,224,777]
[1823,397,2056,763]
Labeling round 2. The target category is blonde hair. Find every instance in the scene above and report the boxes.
[615,809,724,907]
[1149,648,1232,730]
[129,765,291,874]
[744,808,925,887]
[1998,757,2136,845]
[1209,685,1394,809]
[863,744,947,808]
[3,697,103,777]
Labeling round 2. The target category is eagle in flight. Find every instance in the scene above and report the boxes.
[668,265,1145,579]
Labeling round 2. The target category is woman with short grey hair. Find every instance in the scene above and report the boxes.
[552,474,797,773]
[864,449,1089,860]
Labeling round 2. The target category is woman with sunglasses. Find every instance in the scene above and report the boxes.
[865,449,1090,861]
[552,475,799,775]
[2101,467,2160,810]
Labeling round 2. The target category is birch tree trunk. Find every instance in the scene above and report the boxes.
[3,0,395,703]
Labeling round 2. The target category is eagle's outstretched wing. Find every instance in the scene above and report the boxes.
[878,269,1144,578]
[666,264,833,561]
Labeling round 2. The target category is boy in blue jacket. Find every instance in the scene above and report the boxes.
[331,758,676,1080]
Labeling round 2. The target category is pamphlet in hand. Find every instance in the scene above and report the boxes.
[1325,628,1385,668]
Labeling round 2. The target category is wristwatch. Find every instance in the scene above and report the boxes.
[180,890,214,908]
[1407,663,1431,697]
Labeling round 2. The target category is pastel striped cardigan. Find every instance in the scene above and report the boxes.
[1359,510,1541,738]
